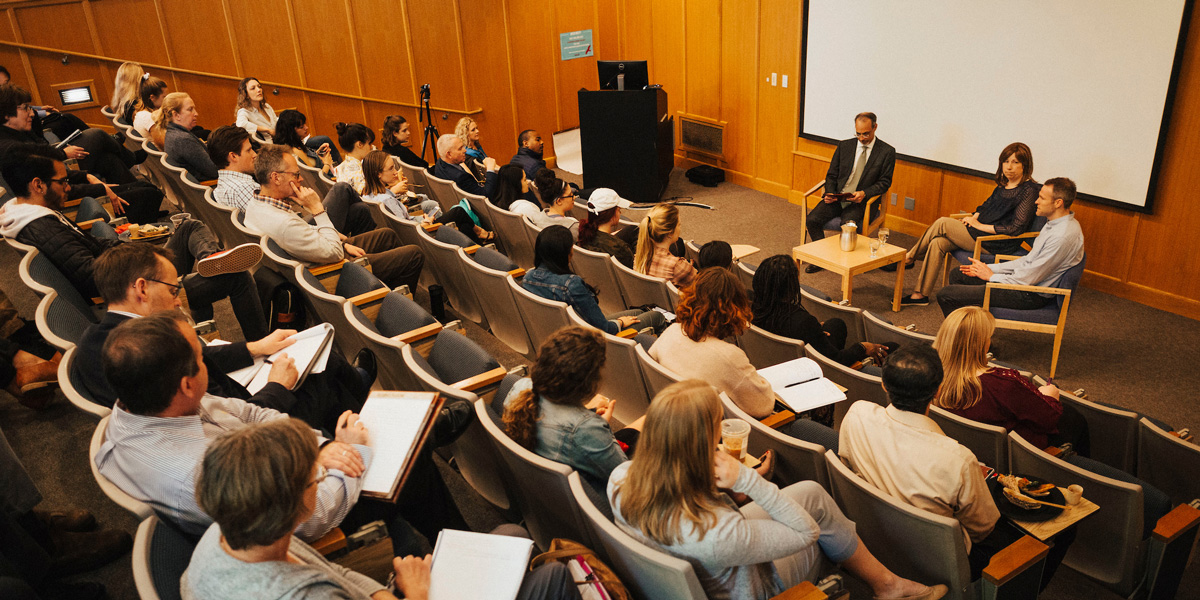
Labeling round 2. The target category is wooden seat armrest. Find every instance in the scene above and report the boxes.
[308,260,347,276]
[422,223,442,233]
[761,409,796,430]
[451,366,507,392]
[982,535,1050,586]
[311,528,347,556]
[948,211,973,219]
[984,282,1072,296]
[615,328,638,339]
[76,218,104,230]
[391,322,442,344]
[348,288,389,307]
[90,296,105,305]
[63,198,82,208]
[508,268,526,278]
[1152,502,1200,543]
[804,180,825,197]
[770,581,825,600]
[199,179,218,187]
[463,245,480,255]
[1043,446,1064,457]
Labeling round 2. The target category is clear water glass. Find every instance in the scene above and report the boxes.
[869,239,881,258]
[878,228,890,246]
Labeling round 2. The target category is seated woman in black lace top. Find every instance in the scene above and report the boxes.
[893,142,1040,306]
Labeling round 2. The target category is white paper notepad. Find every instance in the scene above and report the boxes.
[758,357,846,413]
[356,391,441,498]
[428,530,533,600]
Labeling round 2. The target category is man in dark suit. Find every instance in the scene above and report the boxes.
[432,133,499,199]
[805,112,896,273]
[72,242,370,432]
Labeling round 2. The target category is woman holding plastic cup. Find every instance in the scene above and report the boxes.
[608,380,947,600]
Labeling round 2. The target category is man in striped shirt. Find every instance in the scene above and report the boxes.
[92,313,430,557]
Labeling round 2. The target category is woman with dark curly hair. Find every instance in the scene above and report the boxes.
[502,326,642,504]
[649,267,774,417]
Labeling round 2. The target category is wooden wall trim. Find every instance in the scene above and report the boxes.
[218,0,244,75]
[0,39,483,114]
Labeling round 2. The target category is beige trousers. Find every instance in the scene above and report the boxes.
[908,217,977,296]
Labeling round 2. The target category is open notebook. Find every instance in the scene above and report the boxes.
[357,391,445,501]
[758,357,846,413]
[428,530,533,600]
[227,324,334,393]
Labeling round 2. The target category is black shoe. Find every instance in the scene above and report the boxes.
[881,259,915,273]
[804,264,823,274]
[899,295,929,306]
[353,348,377,390]
[47,529,132,577]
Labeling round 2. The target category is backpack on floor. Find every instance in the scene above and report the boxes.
[255,267,307,332]
[685,164,725,187]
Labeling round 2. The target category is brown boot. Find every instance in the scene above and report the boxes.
[7,359,59,410]
[47,528,133,577]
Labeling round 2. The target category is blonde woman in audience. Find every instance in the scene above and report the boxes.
[234,77,277,141]
[634,202,695,287]
[131,76,166,137]
[158,92,218,181]
[455,116,487,162]
[108,61,144,119]
[333,122,375,194]
[608,380,946,600]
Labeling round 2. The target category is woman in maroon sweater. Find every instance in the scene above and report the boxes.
[933,307,1088,454]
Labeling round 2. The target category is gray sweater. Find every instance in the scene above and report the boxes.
[181,524,385,600]
[608,461,820,600]
[165,123,219,181]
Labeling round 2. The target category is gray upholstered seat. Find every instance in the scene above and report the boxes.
[735,324,806,369]
[131,515,196,600]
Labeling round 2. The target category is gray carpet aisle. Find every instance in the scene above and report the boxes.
[1,168,1196,599]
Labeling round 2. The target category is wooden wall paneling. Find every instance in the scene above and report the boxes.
[306,94,367,141]
[290,0,359,94]
[648,0,685,121]
[618,0,653,72]
[553,0,599,133]
[349,0,418,108]
[0,11,27,90]
[718,0,757,175]
[593,0,621,61]
[223,0,301,85]
[888,162,944,229]
[683,0,720,121]
[790,154,827,194]
[88,0,169,67]
[458,0,518,161]
[505,0,560,160]
[404,0,468,114]
[15,4,106,123]
[157,0,237,76]
[173,72,240,130]
[936,171,990,219]
[752,0,799,191]
[1070,201,1138,280]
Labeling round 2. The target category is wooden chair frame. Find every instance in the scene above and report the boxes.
[803,180,884,241]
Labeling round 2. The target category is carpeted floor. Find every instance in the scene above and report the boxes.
[1,168,1196,599]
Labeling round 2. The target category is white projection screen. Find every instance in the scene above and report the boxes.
[801,0,1193,213]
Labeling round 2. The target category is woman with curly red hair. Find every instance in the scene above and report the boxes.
[648,267,774,417]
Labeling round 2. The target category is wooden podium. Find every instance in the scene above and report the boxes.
[578,88,673,203]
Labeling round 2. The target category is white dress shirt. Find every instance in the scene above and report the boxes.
[838,401,1000,550]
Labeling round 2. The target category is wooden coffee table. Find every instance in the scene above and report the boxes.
[793,235,906,311]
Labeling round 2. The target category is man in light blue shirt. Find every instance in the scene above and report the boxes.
[938,177,1085,316]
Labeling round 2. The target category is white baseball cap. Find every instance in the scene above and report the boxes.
[586,188,632,214]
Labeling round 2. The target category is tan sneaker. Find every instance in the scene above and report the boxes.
[196,243,262,277]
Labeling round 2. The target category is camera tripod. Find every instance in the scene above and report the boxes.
[418,84,439,163]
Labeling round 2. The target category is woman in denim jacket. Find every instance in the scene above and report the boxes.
[503,327,644,508]
[522,226,666,336]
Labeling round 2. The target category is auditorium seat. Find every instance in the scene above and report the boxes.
[452,182,495,232]
[507,275,572,352]
[633,344,684,399]
[473,397,592,551]
[342,292,441,391]
[418,227,487,327]
[297,161,332,197]
[734,260,756,293]
[803,345,887,428]
[459,250,535,358]
[90,416,154,520]
[824,450,1047,600]
[565,306,652,425]
[486,199,537,270]
[719,391,831,490]
[33,292,91,353]
[423,171,461,215]
[59,346,109,420]
[1137,418,1200,507]
[131,515,196,600]
[569,471,709,600]
[294,262,385,358]
[395,158,429,197]
[610,256,674,310]
[569,245,629,315]
[1032,375,1138,473]
[736,323,807,370]
[799,287,866,348]
[861,310,936,348]
[1008,431,1199,598]
[926,405,1010,472]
